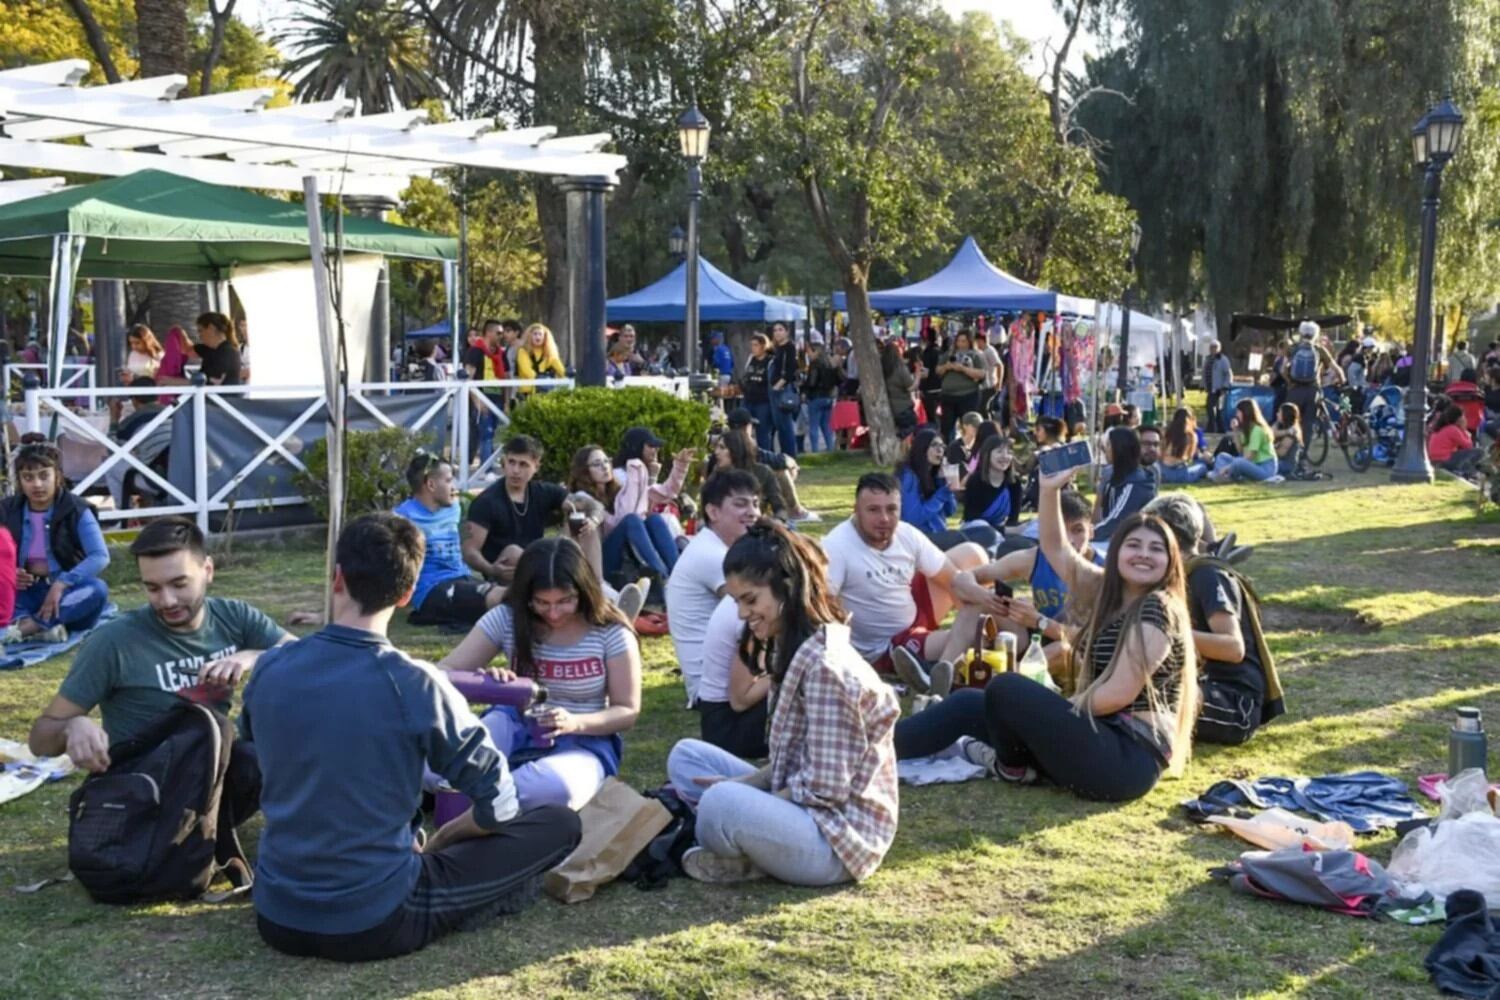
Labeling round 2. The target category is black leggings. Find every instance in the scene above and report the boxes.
[698,698,769,759]
[894,674,1162,802]
[257,805,581,962]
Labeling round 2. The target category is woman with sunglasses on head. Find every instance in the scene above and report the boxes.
[440,537,641,810]
[0,443,111,644]
[895,464,1198,801]
[567,440,678,584]
[612,427,694,566]
[666,519,900,885]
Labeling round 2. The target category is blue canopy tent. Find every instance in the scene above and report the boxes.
[405,319,451,339]
[607,256,807,323]
[832,236,1080,314]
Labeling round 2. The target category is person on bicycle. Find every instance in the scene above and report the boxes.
[1286,322,1342,444]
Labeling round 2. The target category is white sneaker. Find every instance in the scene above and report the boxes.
[615,583,646,624]
[681,846,766,884]
[1266,474,1286,483]
[791,509,822,523]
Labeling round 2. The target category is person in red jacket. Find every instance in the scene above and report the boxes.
[1428,404,1482,476]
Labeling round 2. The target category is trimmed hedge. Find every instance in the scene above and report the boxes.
[508,386,712,480]
[293,426,427,521]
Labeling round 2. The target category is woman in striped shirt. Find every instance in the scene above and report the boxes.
[441,537,641,810]
[667,519,900,885]
[895,465,1198,801]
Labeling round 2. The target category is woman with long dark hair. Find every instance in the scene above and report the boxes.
[961,434,1016,533]
[896,426,999,552]
[612,426,692,569]
[441,538,641,810]
[667,519,899,885]
[1210,398,1278,482]
[708,430,786,519]
[767,323,801,458]
[1159,407,1208,484]
[894,466,1198,801]
[566,443,673,582]
[937,330,985,441]
[1093,426,1158,541]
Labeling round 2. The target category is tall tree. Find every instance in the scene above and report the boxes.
[275,0,441,113]
[755,0,953,464]
[1078,0,1500,336]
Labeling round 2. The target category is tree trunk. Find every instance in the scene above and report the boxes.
[842,273,900,466]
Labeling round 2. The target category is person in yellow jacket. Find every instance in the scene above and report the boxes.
[516,323,568,393]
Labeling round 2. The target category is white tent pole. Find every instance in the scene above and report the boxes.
[303,176,344,616]
[45,234,84,438]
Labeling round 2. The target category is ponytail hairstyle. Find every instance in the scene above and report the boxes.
[503,537,630,676]
[1068,512,1199,776]
[723,518,845,684]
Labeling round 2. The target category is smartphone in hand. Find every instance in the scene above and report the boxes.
[1036,440,1093,477]
[993,580,1014,599]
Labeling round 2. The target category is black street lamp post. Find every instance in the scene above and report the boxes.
[1392,95,1464,483]
[678,105,710,374]
[1115,221,1143,400]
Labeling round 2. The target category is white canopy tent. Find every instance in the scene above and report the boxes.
[0,59,630,602]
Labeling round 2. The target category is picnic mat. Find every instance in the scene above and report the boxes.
[0,737,74,806]
[0,604,118,671]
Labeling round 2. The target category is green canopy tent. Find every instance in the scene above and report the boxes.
[0,169,457,388]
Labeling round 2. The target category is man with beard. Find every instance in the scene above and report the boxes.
[29,518,289,824]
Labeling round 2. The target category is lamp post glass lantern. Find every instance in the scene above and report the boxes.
[1392,96,1464,483]
[668,224,686,259]
[678,104,710,374]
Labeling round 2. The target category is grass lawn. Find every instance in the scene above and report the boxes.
[1,453,1497,999]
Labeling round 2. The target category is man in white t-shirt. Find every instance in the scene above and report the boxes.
[823,472,987,684]
[665,469,762,705]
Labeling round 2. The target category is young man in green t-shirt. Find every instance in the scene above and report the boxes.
[28,518,290,818]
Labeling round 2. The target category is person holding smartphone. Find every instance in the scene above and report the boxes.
[897,427,999,553]
[440,538,641,811]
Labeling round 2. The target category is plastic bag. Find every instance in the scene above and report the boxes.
[1207,807,1356,852]
[1436,768,1497,821]
[1388,812,1500,900]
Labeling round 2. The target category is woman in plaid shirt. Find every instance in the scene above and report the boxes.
[667,520,901,885]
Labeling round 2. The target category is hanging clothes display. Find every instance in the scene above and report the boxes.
[1008,317,1033,420]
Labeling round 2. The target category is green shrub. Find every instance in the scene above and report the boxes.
[293,426,429,521]
[508,386,712,480]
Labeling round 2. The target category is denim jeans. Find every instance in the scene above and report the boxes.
[805,397,835,452]
[893,675,1161,802]
[771,403,799,459]
[1159,462,1207,484]
[475,407,501,465]
[667,738,851,886]
[1213,453,1277,481]
[15,577,109,631]
[602,513,677,578]
[746,401,775,453]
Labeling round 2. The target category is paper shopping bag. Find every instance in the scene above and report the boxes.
[543,777,672,904]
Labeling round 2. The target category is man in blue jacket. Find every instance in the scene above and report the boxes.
[243,513,581,962]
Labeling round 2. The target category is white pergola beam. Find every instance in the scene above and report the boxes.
[155,100,356,157]
[0,176,66,204]
[0,137,407,200]
[83,88,276,149]
[0,60,88,87]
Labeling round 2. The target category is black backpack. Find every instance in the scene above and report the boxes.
[68,702,252,904]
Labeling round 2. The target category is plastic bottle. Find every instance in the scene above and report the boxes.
[1449,706,1488,778]
[1018,634,1056,691]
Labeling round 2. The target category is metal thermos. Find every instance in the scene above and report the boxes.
[1449,706,1488,778]
[525,686,556,749]
[999,632,1018,673]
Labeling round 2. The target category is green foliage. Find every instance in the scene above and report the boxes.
[292,425,429,521]
[507,386,710,481]
[1079,0,1500,327]
[274,0,440,114]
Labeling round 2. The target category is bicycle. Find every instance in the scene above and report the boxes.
[1305,389,1374,472]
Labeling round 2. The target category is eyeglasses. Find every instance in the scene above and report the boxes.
[587,460,611,470]
[529,593,579,615]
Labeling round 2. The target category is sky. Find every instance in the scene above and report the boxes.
[235,0,1100,75]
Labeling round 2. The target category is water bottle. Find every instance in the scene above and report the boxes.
[1019,634,1055,691]
[1449,706,1488,778]
[445,671,540,711]
[525,686,556,750]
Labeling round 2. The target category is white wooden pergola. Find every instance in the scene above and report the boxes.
[0,59,627,597]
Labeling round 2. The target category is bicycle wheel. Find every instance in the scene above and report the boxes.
[1342,415,1373,472]
[1305,414,1330,466]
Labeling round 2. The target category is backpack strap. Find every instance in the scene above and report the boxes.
[1187,555,1286,723]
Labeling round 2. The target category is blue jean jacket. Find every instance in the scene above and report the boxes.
[18,502,110,586]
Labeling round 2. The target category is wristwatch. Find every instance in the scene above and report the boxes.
[1036,615,1053,638]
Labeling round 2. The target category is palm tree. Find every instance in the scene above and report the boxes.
[275,0,442,113]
